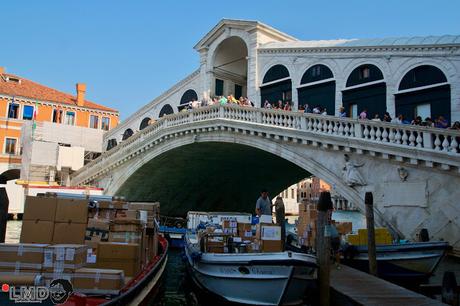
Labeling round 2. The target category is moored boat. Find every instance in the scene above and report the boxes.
[341,241,450,283]
[184,211,318,305]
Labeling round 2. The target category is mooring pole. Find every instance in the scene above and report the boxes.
[365,192,377,276]
[0,186,9,243]
[317,191,332,306]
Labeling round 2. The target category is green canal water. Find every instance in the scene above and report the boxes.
[5,211,460,305]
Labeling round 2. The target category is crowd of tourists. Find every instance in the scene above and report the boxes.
[181,95,459,130]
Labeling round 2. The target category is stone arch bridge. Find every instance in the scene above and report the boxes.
[71,105,460,251]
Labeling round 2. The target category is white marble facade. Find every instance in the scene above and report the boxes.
[105,19,460,148]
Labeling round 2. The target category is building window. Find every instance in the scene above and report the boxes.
[8,103,20,119]
[215,79,224,96]
[52,109,63,123]
[89,115,99,129]
[4,138,17,154]
[101,117,110,131]
[291,189,294,199]
[23,105,34,120]
[65,111,75,125]
[360,67,370,79]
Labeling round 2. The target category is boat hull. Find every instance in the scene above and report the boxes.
[342,241,449,284]
[185,246,317,305]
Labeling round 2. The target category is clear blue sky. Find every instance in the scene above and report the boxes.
[2,1,459,120]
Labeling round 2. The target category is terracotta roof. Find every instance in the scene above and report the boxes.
[0,72,118,113]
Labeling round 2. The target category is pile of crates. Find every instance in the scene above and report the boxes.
[0,195,160,294]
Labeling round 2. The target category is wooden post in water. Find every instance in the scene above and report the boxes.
[0,186,9,243]
[317,191,333,306]
[365,192,378,276]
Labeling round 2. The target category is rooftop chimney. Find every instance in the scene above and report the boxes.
[76,83,86,107]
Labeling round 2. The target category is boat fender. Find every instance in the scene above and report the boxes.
[419,228,430,242]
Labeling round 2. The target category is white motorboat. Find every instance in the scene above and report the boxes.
[184,212,318,305]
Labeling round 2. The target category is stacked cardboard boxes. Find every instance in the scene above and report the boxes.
[0,243,47,274]
[297,201,317,248]
[21,196,88,245]
[72,268,125,294]
[256,224,283,252]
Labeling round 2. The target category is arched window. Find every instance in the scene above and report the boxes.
[262,65,290,84]
[139,117,151,130]
[298,65,335,115]
[180,89,198,105]
[106,139,118,151]
[343,64,386,119]
[159,104,174,118]
[260,64,292,107]
[396,65,450,123]
[122,128,134,141]
[346,64,384,87]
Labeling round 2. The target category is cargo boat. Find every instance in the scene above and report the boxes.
[184,211,318,305]
[0,194,168,306]
[64,235,168,306]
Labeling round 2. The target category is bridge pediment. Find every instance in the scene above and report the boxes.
[194,19,297,51]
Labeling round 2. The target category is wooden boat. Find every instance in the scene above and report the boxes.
[64,236,168,306]
[341,241,450,283]
[184,211,318,305]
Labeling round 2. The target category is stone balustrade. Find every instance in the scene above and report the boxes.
[72,105,460,185]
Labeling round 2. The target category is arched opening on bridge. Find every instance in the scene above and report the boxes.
[342,64,386,119]
[115,142,310,216]
[139,117,151,130]
[395,65,450,123]
[298,64,335,114]
[0,169,20,184]
[159,104,174,118]
[212,36,248,99]
[106,139,117,151]
[180,89,198,105]
[122,128,134,141]
[260,64,292,108]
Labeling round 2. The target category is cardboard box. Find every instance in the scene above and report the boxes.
[73,268,125,294]
[44,244,88,272]
[261,240,283,252]
[85,228,109,242]
[52,223,87,245]
[97,242,140,260]
[55,198,88,223]
[97,201,128,210]
[115,210,138,220]
[20,220,54,244]
[23,196,57,221]
[110,219,143,232]
[90,208,117,220]
[95,260,139,277]
[256,225,281,241]
[336,222,353,235]
[128,202,159,212]
[259,215,272,224]
[109,232,142,244]
[0,243,48,263]
[87,218,110,231]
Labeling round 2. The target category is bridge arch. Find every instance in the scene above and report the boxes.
[211,36,248,99]
[139,117,151,130]
[158,104,174,118]
[298,64,336,115]
[343,63,386,119]
[260,64,292,108]
[121,128,134,141]
[395,65,451,123]
[106,132,365,220]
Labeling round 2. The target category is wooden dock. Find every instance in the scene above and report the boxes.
[330,264,445,306]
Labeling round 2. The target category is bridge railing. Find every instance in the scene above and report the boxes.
[73,105,460,183]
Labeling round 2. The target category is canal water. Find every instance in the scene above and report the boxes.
[5,211,460,305]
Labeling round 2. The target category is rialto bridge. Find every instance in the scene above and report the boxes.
[71,19,460,252]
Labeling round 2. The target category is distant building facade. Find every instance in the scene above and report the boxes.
[0,67,119,214]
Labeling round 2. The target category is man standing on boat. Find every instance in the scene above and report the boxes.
[255,189,272,217]
[274,196,286,249]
